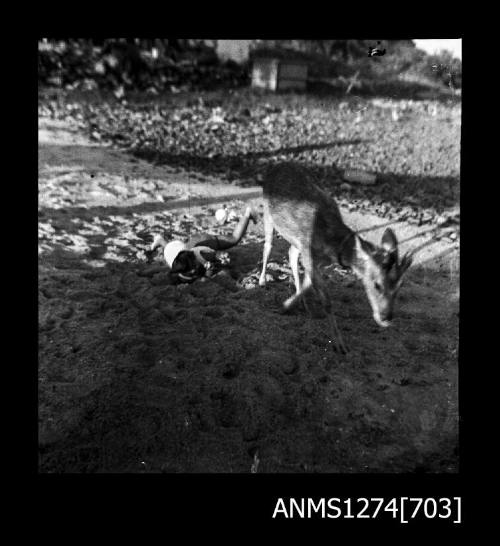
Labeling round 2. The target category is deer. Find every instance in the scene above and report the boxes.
[258,163,413,354]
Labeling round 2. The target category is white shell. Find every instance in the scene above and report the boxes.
[215,207,228,224]
[342,169,377,185]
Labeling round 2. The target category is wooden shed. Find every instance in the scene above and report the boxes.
[251,56,308,92]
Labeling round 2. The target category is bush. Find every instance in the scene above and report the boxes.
[38,39,461,95]
[420,50,462,89]
[250,40,461,90]
[38,39,250,93]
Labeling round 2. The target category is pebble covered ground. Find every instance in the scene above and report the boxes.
[39,88,460,234]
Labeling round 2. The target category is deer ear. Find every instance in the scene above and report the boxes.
[381,228,398,254]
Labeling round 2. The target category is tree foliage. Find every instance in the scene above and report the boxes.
[38,39,461,94]
[38,39,249,93]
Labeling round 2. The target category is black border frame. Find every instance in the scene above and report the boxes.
[27,10,483,532]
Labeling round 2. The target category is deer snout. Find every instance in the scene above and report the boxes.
[373,310,393,328]
[381,309,393,322]
[367,293,394,327]
[374,315,391,328]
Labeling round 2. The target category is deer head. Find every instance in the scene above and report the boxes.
[353,228,413,327]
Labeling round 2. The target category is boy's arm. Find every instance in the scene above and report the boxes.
[192,246,217,267]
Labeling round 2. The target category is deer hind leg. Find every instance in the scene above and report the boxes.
[288,244,312,314]
[259,204,274,287]
[283,247,313,311]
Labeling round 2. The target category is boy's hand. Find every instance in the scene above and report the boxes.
[216,251,230,266]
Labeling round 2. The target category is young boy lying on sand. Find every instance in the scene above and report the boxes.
[151,206,258,283]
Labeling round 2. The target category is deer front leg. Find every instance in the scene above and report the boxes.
[259,206,274,287]
[289,245,301,294]
[259,240,272,287]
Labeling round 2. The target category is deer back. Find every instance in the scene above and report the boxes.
[262,163,349,261]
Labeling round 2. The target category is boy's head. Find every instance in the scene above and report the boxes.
[170,250,205,282]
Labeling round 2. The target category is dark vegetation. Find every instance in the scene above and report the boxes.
[39,39,461,97]
[38,39,249,93]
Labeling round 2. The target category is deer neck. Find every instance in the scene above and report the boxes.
[335,229,368,276]
[329,225,355,268]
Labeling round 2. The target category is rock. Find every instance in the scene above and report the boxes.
[419,213,433,225]
[342,169,377,185]
[340,183,352,191]
[396,208,411,221]
[215,206,228,224]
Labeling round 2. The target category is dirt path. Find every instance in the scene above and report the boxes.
[38,117,459,473]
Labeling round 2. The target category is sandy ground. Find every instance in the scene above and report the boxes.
[38,117,459,473]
